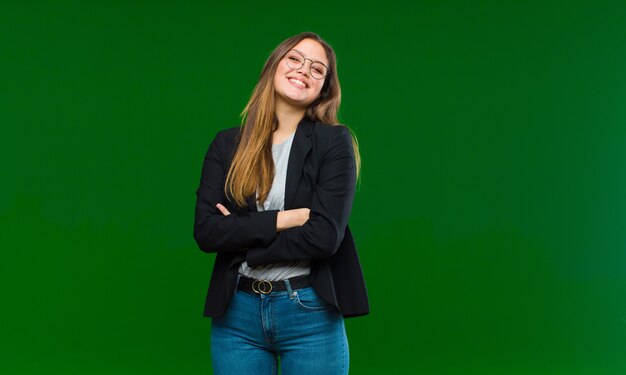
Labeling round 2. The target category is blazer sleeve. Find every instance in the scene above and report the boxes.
[245,125,356,266]
[193,129,280,253]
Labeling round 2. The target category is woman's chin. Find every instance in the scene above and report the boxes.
[277,93,312,108]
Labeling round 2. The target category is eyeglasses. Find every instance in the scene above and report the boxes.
[284,50,328,80]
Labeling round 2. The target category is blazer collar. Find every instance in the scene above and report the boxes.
[246,116,314,211]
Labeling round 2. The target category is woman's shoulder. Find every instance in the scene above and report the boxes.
[209,125,241,148]
[311,122,353,148]
[211,122,350,147]
[215,125,241,139]
[311,122,351,139]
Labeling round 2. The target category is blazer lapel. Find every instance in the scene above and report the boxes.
[285,116,313,210]
[246,116,313,211]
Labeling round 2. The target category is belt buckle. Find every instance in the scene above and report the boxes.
[251,279,273,294]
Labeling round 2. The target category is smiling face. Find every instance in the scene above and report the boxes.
[273,38,329,109]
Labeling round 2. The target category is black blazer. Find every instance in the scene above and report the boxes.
[194,115,369,319]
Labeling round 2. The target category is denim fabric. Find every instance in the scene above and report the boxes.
[210,275,349,375]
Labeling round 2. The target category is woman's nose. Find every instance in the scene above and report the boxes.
[297,61,311,77]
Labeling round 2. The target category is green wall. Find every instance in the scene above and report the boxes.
[2,1,625,374]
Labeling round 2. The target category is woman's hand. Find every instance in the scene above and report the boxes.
[216,203,231,216]
[277,208,310,232]
[216,202,309,232]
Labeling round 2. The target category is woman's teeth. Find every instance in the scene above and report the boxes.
[289,78,306,88]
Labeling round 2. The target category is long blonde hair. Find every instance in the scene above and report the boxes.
[225,32,361,208]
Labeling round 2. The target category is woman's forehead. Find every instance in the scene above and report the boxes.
[291,39,328,65]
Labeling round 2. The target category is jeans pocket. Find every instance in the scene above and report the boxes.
[293,287,333,311]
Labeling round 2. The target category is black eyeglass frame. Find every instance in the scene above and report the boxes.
[284,50,329,80]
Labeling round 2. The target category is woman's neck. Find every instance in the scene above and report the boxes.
[275,97,306,134]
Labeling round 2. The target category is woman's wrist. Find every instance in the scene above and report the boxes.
[276,210,293,232]
[276,208,309,232]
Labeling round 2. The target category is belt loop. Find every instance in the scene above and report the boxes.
[284,278,295,299]
[234,274,241,294]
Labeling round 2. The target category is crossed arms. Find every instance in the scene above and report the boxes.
[193,126,356,266]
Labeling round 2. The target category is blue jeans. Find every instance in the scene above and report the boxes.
[210,275,349,374]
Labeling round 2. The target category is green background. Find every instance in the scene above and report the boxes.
[2,0,625,374]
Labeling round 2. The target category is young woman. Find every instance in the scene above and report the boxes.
[194,31,369,375]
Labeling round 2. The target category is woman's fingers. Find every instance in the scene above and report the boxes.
[216,203,231,216]
[299,208,310,224]
[292,208,310,226]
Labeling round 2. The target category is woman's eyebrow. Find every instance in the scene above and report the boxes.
[293,49,328,66]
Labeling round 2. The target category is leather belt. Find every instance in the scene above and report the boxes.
[237,274,311,295]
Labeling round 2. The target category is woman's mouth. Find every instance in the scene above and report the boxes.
[288,77,307,89]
